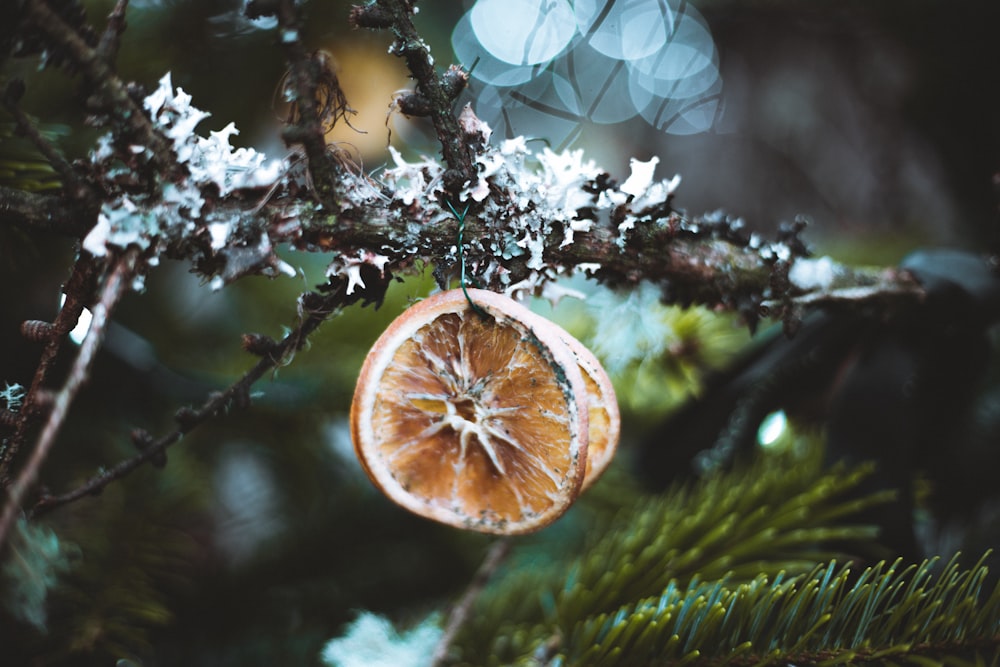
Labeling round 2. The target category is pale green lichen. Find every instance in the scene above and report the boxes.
[1,518,78,630]
[83,73,288,263]
[1,382,25,411]
[321,611,443,667]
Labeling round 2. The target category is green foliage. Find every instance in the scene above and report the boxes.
[0,120,64,192]
[444,447,999,666]
[537,282,751,418]
[0,517,78,630]
[30,451,209,663]
[565,554,1000,666]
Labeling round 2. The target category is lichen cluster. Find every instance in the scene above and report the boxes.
[83,73,294,286]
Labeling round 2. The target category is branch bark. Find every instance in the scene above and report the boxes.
[0,249,139,552]
[22,0,184,183]
[0,185,89,236]
[374,0,475,192]
[27,270,392,519]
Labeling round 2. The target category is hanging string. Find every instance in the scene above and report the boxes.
[445,199,487,317]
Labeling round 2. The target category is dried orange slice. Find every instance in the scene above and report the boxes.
[560,332,620,489]
[351,288,589,534]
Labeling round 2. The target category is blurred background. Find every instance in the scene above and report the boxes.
[1,0,998,664]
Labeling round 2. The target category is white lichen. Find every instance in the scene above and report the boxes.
[144,74,289,195]
[382,146,444,206]
[760,242,792,263]
[326,250,392,295]
[91,132,114,162]
[534,148,601,219]
[427,108,652,298]
[82,196,149,257]
[208,221,231,250]
[83,72,289,270]
[320,612,442,667]
[630,173,681,211]
[620,156,660,197]
[0,382,25,411]
[373,108,688,299]
[789,256,837,291]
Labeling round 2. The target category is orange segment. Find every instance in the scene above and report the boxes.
[351,288,589,534]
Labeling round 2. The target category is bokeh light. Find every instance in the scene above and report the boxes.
[469,0,577,66]
[455,0,722,146]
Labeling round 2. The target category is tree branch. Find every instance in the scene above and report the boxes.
[431,538,512,667]
[0,254,100,482]
[363,0,474,193]
[0,249,139,552]
[0,185,88,236]
[27,270,392,518]
[0,0,932,528]
[273,0,342,205]
[22,0,183,182]
[95,0,130,65]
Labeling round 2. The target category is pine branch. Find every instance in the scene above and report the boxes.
[563,553,1000,666]
[1,80,92,204]
[449,450,897,664]
[19,0,183,183]
[444,449,1000,666]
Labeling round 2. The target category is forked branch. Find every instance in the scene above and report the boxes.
[27,270,392,521]
[0,249,140,550]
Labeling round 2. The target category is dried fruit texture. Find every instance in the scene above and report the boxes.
[563,333,620,490]
[351,288,616,534]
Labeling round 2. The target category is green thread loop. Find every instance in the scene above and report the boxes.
[445,200,487,318]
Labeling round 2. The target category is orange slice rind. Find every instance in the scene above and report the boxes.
[559,330,621,489]
[351,288,590,534]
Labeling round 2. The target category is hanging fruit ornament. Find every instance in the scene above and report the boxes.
[350,288,619,534]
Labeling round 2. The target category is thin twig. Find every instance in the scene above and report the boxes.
[96,0,131,64]
[274,0,340,203]
[0,255,99,482]
[430,538,512,667]
[1,84,96,206]
[0,249,139,552]
[28,274,389,518]
[376,0,476,190]
[22,0,183,181]
[0,185,88,236]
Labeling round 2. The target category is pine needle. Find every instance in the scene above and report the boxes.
[449,448,901,665]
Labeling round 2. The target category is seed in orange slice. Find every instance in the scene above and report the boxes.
[350,288,590,534]
[558,331,620,489]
